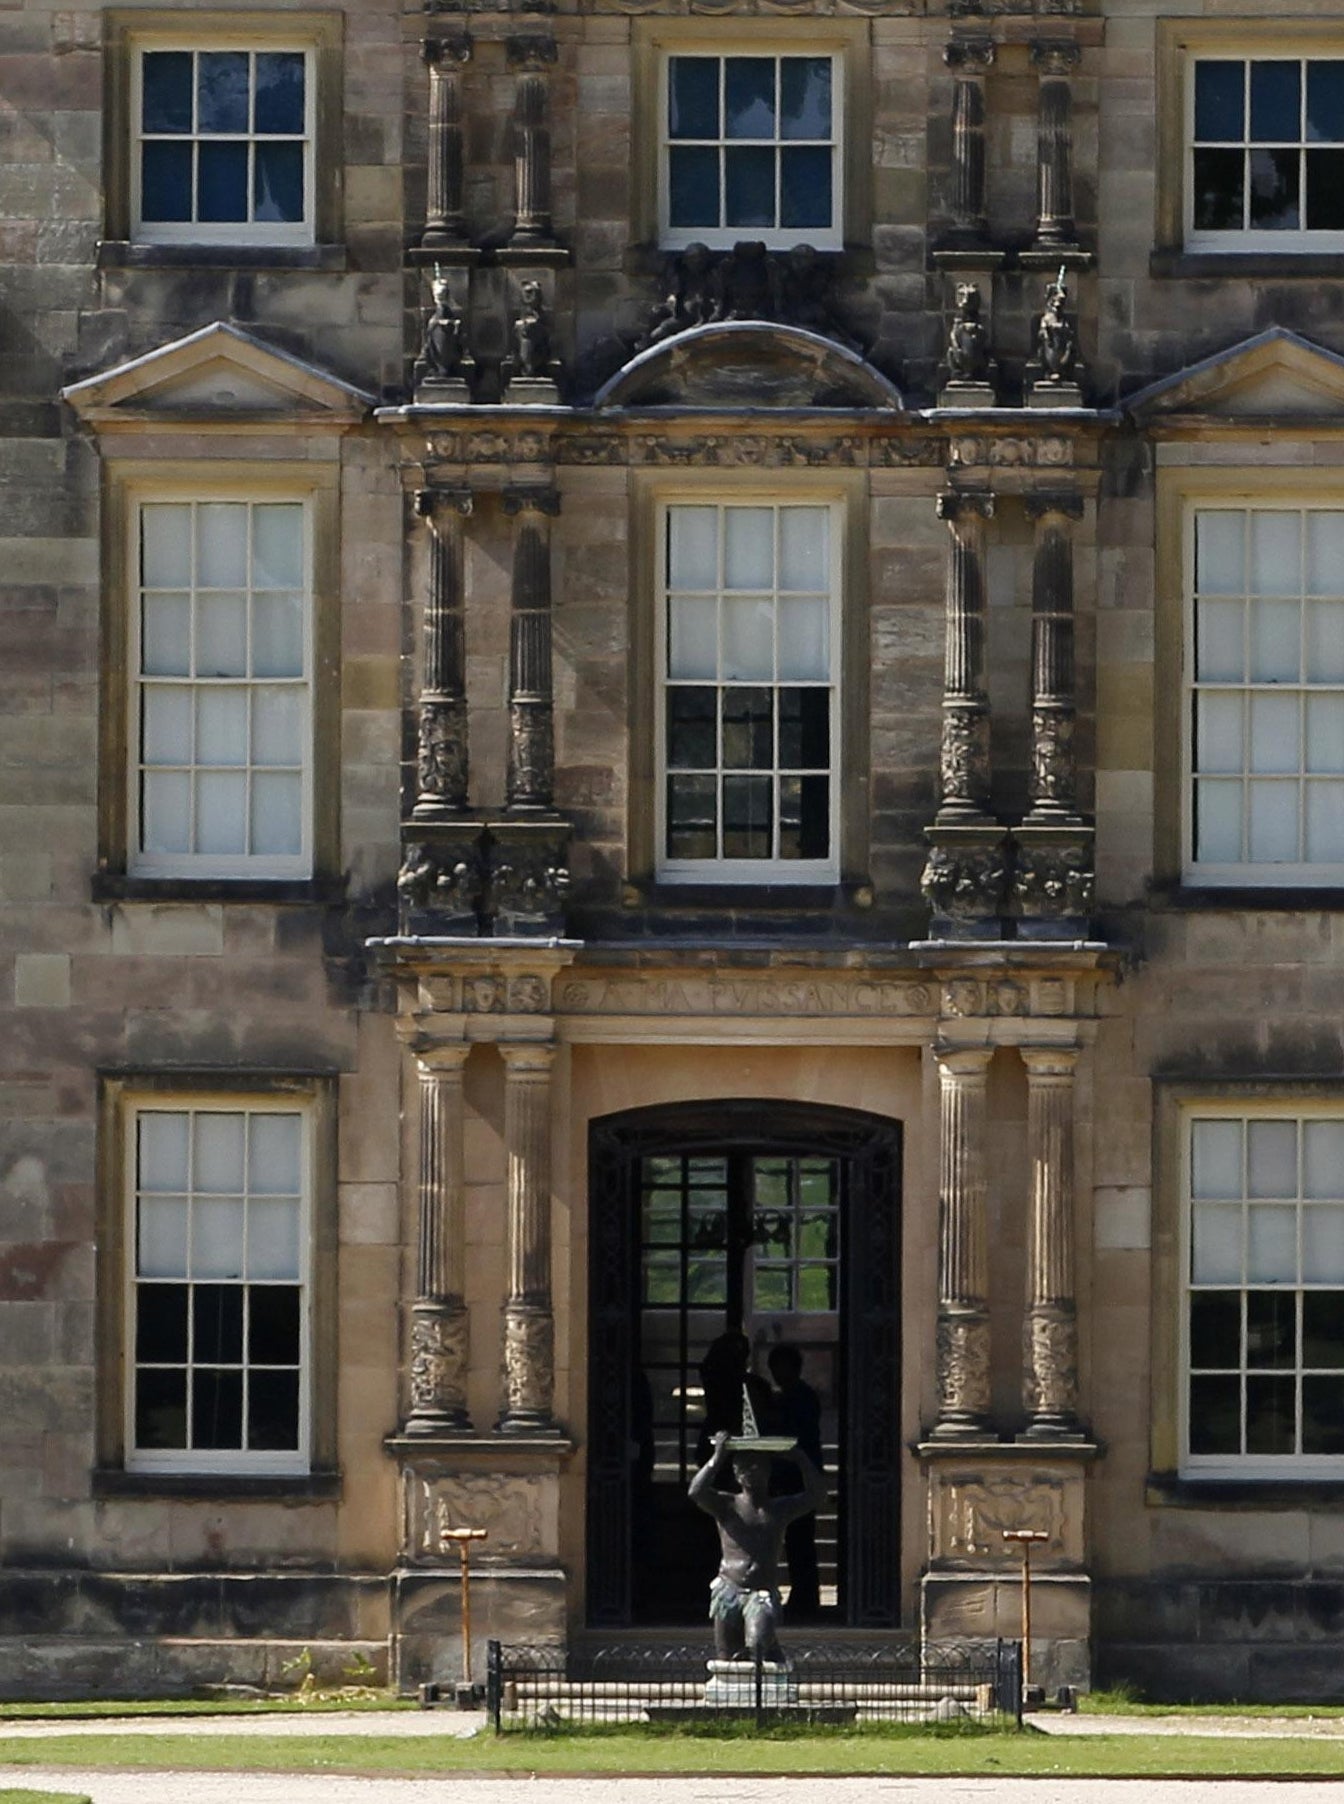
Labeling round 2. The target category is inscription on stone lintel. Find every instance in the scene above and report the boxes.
[559,978,935,1017]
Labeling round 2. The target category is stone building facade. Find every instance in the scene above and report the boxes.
[3,0,1344,1703]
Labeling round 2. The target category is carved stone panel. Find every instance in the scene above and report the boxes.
[411,1473,548,1560]
[928,1462,1088,1568]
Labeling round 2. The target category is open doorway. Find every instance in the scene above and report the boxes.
[587,1101,902,1631]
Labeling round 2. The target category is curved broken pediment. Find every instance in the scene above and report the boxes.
[594,323,904,412]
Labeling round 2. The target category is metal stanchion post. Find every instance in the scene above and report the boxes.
[1002,1528,1049,1704]
[441,1525,489,1704]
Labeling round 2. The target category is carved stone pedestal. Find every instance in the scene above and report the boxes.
[919,1442,1098,1692]
[1012,824,1094,939]
[488,817,572,938]
[399,822,486,934]
[922,825,1010,940]
[388,1436,573,1692]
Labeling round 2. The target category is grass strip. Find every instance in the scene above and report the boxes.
[1080,1689,1344,1719]
[2,1729,1344,1778]
[0,1696,411,1722]
[1,1791,92,1803]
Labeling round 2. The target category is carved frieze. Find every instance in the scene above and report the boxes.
[415,1474,545,1559]
[635,240,863,355]
[399,834,488,929]
[398,821,571,938]
[947,435,1074,468]
[940,1475,1068,1560]
[1011,836,1094,920]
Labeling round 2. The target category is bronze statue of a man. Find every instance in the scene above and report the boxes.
[689,1428,827,1663]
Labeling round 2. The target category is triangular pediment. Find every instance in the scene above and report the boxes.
[61,321,374,429]
[1126,328,1344,429]
[595,322,904,412]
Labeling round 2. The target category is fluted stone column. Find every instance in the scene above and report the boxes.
[945,39,994,243]
[1020,1046,1083,1440]
[932,1046,994,1439]
[421,35,472,249]
[502,486,559,813]
[506,34,558,249]
[935,490,994,824]
[412,487,472,820]
[405,1045,473,1435]
[1024,491,1083,823]
[498,1043,557,1433]
[1031,42,1080,253]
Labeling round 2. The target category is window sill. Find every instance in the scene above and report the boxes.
[1151,883,1344,911]
[1147,1471,1344,1508]
[92,873,346,906]
[97,241,347,273]
[631,881,863,911]
[92,1468,341,1501]
[1151,249,1344,280]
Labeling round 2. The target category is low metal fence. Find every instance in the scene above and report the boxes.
[486,1637,1023,1733]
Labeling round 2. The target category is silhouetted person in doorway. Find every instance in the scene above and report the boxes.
[695,1329,774,1472]
[767,1343,824,1620]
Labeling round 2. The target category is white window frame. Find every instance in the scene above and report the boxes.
[1179,1099,1344,1480]
[128,489,315,881]
[655,494,842,886]
[657,47,844,253]
[131,37,316,247]
[124,1094,314,1477]
[1185,49,1344,254]
[1182,498,1344,887]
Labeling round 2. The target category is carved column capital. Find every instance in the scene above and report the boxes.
[498,1040,557,1079]
[506,32,557,71]
[945,36,995,74]
[1023,488,1084,524]
[937,488,995,525]
[934,1043,994,1081]
[415,485,474,523]
[413,1041,473,1079]
[422,31,472,70]
[1031,39,1081,76]
[1019,1044,1079,1083]
[502,484,561,519]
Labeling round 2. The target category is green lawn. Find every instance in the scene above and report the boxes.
[1,1728,1344,1778]
[1081,1686,1344,1718]
[0,1791,91,1804]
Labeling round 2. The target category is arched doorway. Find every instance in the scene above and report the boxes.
[587,1101,902,1630]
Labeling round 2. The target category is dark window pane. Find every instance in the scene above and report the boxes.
[254,143,304,223]
[193,1284,244,1364]
[722,773,771,858]
[722,687,772,769]
[1250,147,1301,229]
[667,774,716,859]
[1250,61,1301,143]
[247,1368,300,1450]
[668,687,716,769]
[141,142,192,222]
[1308,62,1344,144]
[688,1258,727,1306]
[725,58,775,139]
[1303,1291,1344,1368]
[193,1368,244,1448]
[1302,1376,1344,1453]
[197,51,250,134]
[249,1285,301,1365]
[780,147,832,231]
[779,775,829,860]
[1307,150,1344,228]
[136,1367,187,1449]
[1193,147,1245,230]
[198,141,249,222]
[142,52,193,134]
[668,146,720,230]
[725,146,775,228]
[137,1283,188,1363]
[1190,1290,1241,1369]
[1246,1373,1296,1453]
[669,57,719,140]
[254,51,305,134]
[780,58,831,140]
[1195,61,1245,142]
[1189,1374,1241,1453]
[1246,1289,1297,1369]
[779,689,829,769]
